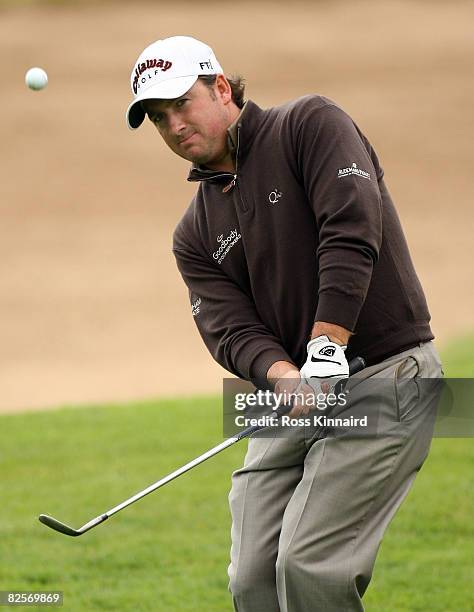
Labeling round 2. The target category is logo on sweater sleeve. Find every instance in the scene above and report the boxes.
[191,297,202,317]
[337,162,371,180]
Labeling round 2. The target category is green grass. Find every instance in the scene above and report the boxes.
[0,338,472,611]
[0,398,244,611]
[438,334,474,377]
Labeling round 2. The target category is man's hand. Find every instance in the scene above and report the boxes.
[300,335,349,395]
[267,361,317,418]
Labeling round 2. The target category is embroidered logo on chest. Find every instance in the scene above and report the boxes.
[268,188,283,205]
[212,229,242,265]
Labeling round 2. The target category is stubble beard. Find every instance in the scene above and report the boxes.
[183,135,229,169]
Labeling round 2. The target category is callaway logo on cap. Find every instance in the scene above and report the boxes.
[126,35,224,130]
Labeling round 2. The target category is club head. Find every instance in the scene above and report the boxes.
[39,514,81,537]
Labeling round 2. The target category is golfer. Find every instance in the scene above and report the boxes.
[126,36,443,611]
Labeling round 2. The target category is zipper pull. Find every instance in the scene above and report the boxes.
[222,174,237,193]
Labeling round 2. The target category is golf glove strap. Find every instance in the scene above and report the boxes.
[300,335,349,391]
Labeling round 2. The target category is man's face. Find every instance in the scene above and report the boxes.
[142,78,233,168]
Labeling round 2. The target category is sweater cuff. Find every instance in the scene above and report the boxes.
[248,347,294,385]
[314,292,364,333]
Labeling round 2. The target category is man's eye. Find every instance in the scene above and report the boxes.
[176,98,188,108]
[151,114,163,124]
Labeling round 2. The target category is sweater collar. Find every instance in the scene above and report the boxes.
[187,99,266,183]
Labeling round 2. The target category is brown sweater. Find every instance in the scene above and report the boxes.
[172,96,433,383]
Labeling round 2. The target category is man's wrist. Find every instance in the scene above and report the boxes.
[266,360,299,386]
[310,321,351,346]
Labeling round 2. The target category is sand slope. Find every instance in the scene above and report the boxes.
[0,1,472,411]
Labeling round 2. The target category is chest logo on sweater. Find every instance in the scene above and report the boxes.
[212,229,242,265]
[337,162,371,181]
[268,188,283,205]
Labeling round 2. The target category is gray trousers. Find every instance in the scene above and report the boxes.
[228,341,443,611]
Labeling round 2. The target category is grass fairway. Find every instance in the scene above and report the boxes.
[0,340,473,611]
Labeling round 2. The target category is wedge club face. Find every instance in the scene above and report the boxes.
[39,514,81,536]
[39,513,108,537]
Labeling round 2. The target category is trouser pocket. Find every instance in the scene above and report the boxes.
[394,356,420,422]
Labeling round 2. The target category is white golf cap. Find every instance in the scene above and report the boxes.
[126,35,224,130]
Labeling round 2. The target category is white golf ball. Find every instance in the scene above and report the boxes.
[25,67,48,91]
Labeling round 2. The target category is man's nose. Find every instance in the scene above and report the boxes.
[167,112,186,135]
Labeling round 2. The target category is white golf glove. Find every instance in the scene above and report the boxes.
[300,335,349,393]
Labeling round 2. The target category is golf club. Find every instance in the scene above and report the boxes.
[39,356,365,537]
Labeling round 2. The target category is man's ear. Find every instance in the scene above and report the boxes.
[215,74,232,105]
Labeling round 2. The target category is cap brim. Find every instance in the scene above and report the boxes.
[126,75,199,130]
